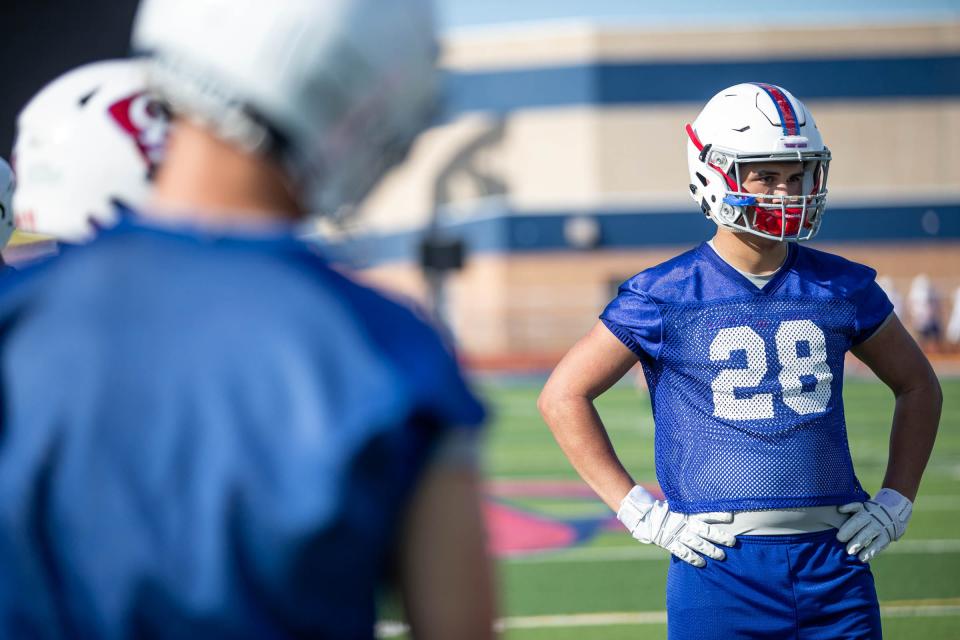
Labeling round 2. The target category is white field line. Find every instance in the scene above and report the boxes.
[915,495,960,510]
[882,604,960,618]
[505,538,960,564]
[376,601,960,637]
[376,612,667,637]
[497,610,667,630]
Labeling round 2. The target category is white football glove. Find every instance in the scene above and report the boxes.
[836,488,913,563]
[616,485,736,568]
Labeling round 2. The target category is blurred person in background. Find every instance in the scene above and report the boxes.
[946,286,960,351]
[907,273,943,351]
[876,275,903,320]
[12,59,169,245]
[0,158,15,271]
[0,0,494,638]
[539,83,941,639]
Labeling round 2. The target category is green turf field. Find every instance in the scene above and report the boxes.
[381,377,959,638]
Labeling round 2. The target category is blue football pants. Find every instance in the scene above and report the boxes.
[666,529,882,639]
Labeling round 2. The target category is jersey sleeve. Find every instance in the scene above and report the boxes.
[599,282,663,359]
[416,335,487,431]
[850,271,895,345]
[326,267,486,434]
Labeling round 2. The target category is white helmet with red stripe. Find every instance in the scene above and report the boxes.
[686,83,830,241]
[13,59,169,243]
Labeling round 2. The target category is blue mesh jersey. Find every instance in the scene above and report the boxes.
[601,242,892,514]
[0,212,485,638]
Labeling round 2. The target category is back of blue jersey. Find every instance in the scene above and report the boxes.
[0,214,485,638]
[602,242,891,513]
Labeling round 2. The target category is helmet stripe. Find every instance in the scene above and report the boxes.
[685,124,738,191]
[753,83,800,136]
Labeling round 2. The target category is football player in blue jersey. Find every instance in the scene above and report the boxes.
[539,83,941,639]
[0,0,494,638]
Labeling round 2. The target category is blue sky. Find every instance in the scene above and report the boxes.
[438,0,960,31]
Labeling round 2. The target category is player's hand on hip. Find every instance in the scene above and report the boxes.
[836,488,913,562]
[616,485,736,568]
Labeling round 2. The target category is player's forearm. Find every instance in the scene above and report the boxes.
[881,374,942,502]
[400,467,496,640]
[538,391,636,511]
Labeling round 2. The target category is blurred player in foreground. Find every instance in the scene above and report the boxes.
[539,83,941,638]
[13,59,168,244]
[0,0,494,638]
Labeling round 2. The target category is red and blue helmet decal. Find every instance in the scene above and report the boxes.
[752,83,801,136]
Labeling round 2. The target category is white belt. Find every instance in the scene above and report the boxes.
[726,506,849,536]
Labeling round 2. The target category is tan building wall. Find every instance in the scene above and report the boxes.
[441,22,960,70]
[338,20,960,234]
[342,101,960,236]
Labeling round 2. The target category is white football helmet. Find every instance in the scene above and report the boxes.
[13,59,169,243]
[132,0,438,218]
[686,83,830,242]
[0,158,15,249]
